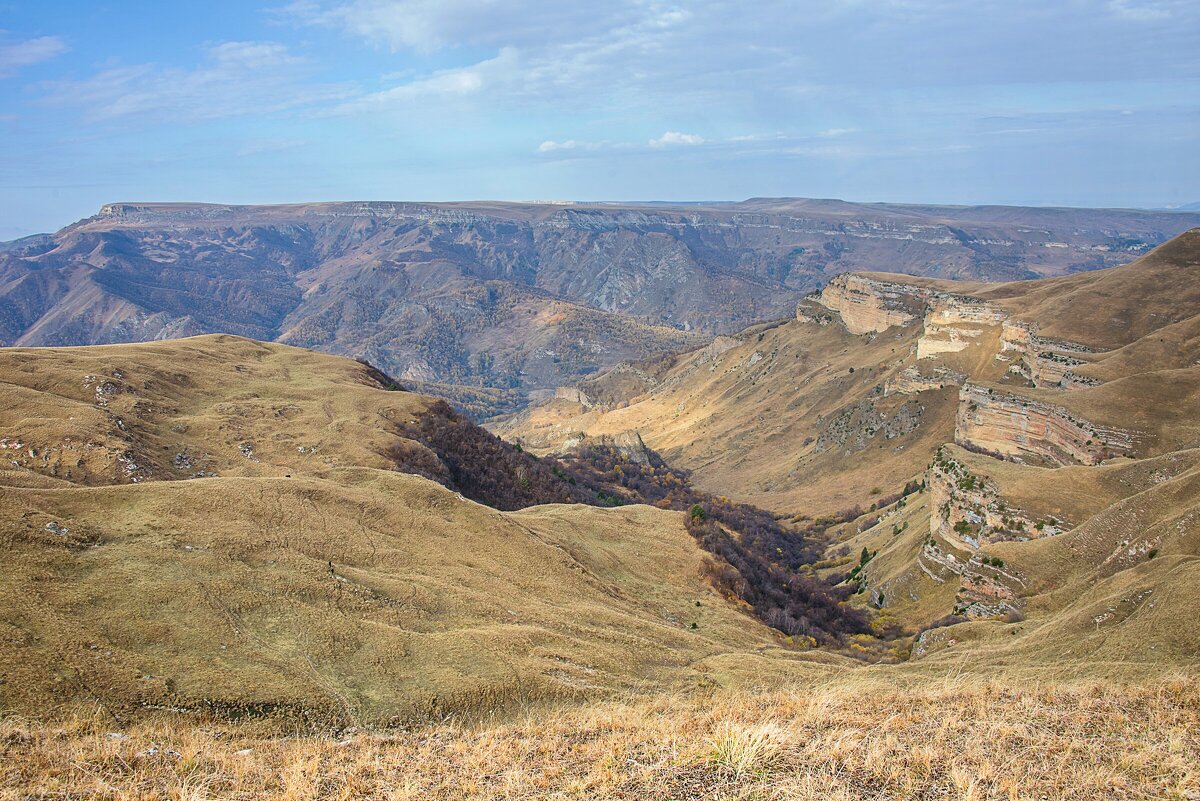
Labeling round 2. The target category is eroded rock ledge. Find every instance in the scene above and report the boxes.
[811,274,1104,391]
[955,383,1135,466]
[814,275,927,335]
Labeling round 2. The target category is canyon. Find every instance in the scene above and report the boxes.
[499,229,1200,647]
[3,199,1197,417]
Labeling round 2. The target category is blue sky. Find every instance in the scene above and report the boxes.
[1,0,1197,238]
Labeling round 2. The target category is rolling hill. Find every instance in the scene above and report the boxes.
[3,239,1200,797]
[0,335,856,727]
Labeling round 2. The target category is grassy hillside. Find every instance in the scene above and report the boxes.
[4,678,1196,800]
[500,230,1200,654]
[0,335,856,727]
[3,237,1200,799]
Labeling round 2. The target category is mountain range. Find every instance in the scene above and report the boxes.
[4,198,1198,417]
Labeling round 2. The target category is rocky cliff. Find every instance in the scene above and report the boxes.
[815,274,926,334]
[954,383,1135,466]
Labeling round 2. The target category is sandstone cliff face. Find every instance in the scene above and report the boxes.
[915,531,1026,620]
[915,296,1006,359]
[928,449,1062,550]
[954,383,1135,466]
[816,275,925,334]
[999,321,1101,389]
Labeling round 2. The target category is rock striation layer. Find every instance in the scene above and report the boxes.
[955,383,1135,466]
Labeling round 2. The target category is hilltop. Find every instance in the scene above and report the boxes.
[3,198,1196,417]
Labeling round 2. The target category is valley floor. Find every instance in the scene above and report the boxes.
[3,674,1197,800]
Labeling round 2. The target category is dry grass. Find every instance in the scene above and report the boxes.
[3,677,1197,800]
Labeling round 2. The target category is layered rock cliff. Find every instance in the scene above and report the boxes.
[815,274,927,334]
[954,383,1135,466]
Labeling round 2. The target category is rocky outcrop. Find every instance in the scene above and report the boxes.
[915,295,1006,359]
[884,366,965,396]
[561,430,662,467]
[955,383,1135,466]
[816,275,927,334]
[554,387,593,407]
[814,398,924,454]
[928,448,1064,550]
[999,321,1101,389]
[795,299,835,326]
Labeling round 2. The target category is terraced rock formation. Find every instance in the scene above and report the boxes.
[499,229,1200,653]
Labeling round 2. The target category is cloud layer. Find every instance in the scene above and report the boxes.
[0,35,68,77]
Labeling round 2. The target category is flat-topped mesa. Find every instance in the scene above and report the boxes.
[93,201,495,227]
[815,274,928,334]
[955,383,1135,466]
[915,294,1006,360]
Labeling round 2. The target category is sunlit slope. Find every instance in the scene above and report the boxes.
[0,334,436,486]
[1,471,809,725]
[500,230,1200,518]
[500,231,1200,660]
[495,318,958,515]
[0,335,824,726]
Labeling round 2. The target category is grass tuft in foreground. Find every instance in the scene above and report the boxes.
[2,677,1197,800]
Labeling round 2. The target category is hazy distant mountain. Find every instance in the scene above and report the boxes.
[2,198,1197,416]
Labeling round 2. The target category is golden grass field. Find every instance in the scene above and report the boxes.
[3,675,1197,800]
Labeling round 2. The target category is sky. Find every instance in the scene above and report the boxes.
[0,0,1197,238]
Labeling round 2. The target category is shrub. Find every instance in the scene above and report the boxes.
[388,402,870,644]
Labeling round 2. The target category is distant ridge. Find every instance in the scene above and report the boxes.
[3,198,1197,418]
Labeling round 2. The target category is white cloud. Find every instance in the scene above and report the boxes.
[282,0,1200,119]
[1106,0,1173,21]
[0,35,68,77]
[538,139,578,152]
[818,127,858,138]
[39,41,351,123]
[280,0,649,53]
[322,47,509,115]
[649,131,704,147]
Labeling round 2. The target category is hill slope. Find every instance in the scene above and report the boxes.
[498,230,1200,658]
[0,336,842,727]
